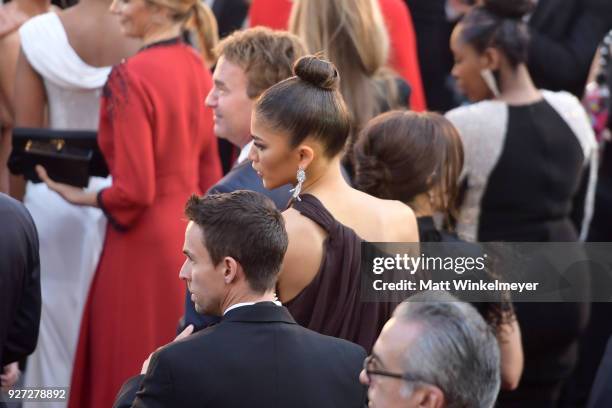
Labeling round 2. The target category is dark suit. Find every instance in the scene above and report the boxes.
[0,193,41,369]
[208,159,292,209]
[181,160,292,331]
[528,0,612,97]
[404,0,457,112]
[211,0,250,38]
[115,303,367,408]
[588,336,612,408]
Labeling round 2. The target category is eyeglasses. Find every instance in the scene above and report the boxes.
[362,355,422,383]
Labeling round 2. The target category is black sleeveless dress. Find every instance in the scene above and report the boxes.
[283,194,397,352]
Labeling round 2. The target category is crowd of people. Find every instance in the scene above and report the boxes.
[1,0,612,407]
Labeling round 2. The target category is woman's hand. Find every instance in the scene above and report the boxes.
[35,165,98,207]
[1,362,20,392]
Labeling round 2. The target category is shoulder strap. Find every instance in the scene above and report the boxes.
[19,12,111,90]
[291,194,338,233]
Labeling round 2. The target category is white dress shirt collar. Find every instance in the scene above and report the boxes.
[237,140,254,164]
[223,299,282,316]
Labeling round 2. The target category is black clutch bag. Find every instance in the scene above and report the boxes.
[8,128,109,188]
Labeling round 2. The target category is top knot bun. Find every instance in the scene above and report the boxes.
[293,55,339,90]
[482,0,535,19]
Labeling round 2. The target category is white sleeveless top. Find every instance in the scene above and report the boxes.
[19,13,112,407]
[20,12,111,129]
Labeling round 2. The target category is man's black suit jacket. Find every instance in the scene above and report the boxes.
[208,159,292,210]
[0,193,40,367]
[528,0,612,97]
[588,336,612,407]
[0,194,41,408]
[114,303,367,408]
[211,0,249,38]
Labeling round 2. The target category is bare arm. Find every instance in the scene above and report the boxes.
[0,104,11,194]
[497,318,524,390]
[14,46,46,127]
[10,45,46,200]
[0,33,21,194]
[527,2,610,96]
[392,200,420,242]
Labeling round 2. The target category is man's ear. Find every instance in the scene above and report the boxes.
[414,384,445,408]
[221,257,239,285]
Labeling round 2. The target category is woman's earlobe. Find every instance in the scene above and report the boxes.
[298,145,315,169]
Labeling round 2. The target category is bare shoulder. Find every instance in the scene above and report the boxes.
[353,190,418,242]
[0,30,20,68]
[383,199,419,242]
[282,207,311,233]
[0,31,20,100]
[281,207,326,247]
[278,206,325,301]
[0,3,26,39]
[0,29,18,54]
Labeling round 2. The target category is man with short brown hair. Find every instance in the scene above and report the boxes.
[205,26,305,158]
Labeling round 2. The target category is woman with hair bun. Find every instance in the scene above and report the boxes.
[445,0,597,405]
[354,111,463,238]
[354,110,524,390]
[36,0,222,406]
[249,55,419,352]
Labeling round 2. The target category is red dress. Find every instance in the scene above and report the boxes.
[68,40,221,408]
[248,0,426,111]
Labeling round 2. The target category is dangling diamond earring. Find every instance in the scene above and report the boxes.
[480,68,500,98]
[290,167,306,201]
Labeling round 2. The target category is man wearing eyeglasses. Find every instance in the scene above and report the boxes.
[360,290,501,408]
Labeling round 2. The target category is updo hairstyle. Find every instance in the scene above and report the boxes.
[254,55,352,158]
[354,111,464,227]
[459,0,535,68]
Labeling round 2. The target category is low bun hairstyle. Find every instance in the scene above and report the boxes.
[354,111,464,227]
[459,0,535,68]
[254,55,351,157]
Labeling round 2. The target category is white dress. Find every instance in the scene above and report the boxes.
[19,12,111,407]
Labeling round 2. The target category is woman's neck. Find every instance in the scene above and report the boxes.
[142,24,182,48]
[300,155,350,197]
[497,64,542,105]
[409,193,434,218]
